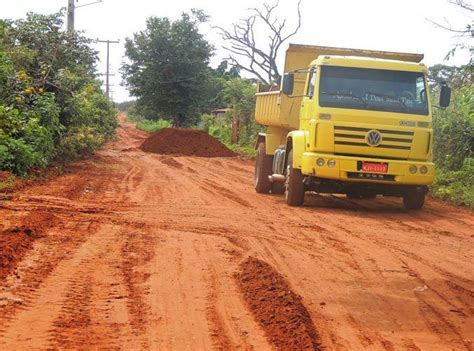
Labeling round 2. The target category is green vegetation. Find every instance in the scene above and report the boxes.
[0,11,117,176]
[0,173,15,191]
[125,112,172,133]
[199,78,260,157]
[122,9,212,127]
[135,119,172,133]
[431,72,473,207]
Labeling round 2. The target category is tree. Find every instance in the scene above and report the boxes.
[122,10,213,127]
[428,0,473,59]
[223,79,257,143]
[200,60,241,113]
[0,11,116,175]
[217,1,302,85]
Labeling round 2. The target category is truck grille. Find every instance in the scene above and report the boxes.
[334,126,413,151]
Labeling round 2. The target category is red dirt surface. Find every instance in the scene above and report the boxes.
[0,114,472,350]
[140,128,236,157]
[236,256,322,350]
[0,212,58,280]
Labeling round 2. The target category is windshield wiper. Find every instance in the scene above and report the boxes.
[365,91,408,109]
[320,92,367,107]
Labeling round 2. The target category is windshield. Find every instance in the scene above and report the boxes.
[319,66,429,115]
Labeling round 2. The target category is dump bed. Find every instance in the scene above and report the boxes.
[255,44,424,129]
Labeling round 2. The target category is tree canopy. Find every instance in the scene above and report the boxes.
[122,9,213,126]
[0,11,116,175]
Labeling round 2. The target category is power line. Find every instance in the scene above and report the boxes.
[97,39,120,99]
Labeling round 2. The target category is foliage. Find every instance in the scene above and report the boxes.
[200,78,261,156]
[432,85,473,170]
[122,9,213,127]
[201,113,255,157]
[201,61,240,113]
[223,78,260,145]
[135,119,172,133]
[430,65,473,207]
[201,113,231,144]
[116,100,135,112]
[0,12,117,175]
[431,158,474,207]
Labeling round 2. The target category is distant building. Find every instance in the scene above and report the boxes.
[211,108,232,119]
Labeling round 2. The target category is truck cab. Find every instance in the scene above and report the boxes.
[254,45,451,209]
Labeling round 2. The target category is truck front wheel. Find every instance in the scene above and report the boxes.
[285,150,305,206]
[403,189,425,210]
[255,142,272,194]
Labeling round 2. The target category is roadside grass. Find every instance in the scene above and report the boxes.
[225,143,256,158]
[126,114,172,133]
[431,159,474,208]
[136,119,172,133]
[0,175,15,192]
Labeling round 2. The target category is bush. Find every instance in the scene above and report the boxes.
[0,12,117,175]
[431,69,473,208]
[431,158,474,207]
[432,86,473,170]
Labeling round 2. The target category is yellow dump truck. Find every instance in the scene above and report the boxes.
[254,44,451,209]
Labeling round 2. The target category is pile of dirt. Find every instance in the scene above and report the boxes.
[0,211,58,280]
[140,128,236,157]
[236,256,323,350]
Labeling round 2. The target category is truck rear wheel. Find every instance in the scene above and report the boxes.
[285,150,305,206]
[403,190,425,210]
[255,142,272,194]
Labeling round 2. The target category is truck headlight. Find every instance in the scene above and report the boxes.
[409,165,417,174]
[316,158,325,167]
[327,159,336,168]
[420,166,428,174]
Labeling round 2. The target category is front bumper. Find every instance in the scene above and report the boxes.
[300,152,434,185]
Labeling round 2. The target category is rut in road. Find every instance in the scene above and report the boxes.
[0,117,473,350]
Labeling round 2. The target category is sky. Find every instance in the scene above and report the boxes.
[3,0,472,102]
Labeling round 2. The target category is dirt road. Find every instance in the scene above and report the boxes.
[1,117,473,350]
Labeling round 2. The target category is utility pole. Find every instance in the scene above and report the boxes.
[97,39,120,99]
[67,0,75,32]
[67,0,103,33]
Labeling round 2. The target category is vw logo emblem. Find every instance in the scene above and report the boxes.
[366,130,382,147]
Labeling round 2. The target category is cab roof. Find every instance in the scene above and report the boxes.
[312,55,428,73]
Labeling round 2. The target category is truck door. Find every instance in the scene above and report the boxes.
[300,67,318,125]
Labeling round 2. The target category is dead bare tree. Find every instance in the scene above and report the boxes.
[216,1,302,85]
[427,0,473,59]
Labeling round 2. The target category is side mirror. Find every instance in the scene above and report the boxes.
[439,83,451,108]
[282,72,294,95]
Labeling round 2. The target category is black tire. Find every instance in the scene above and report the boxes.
[271,182,285,195]
[255,142,272,194]
[285,150,305,206]
[403,191,425,210]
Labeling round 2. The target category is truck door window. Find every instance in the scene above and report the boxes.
[416,76,426,103]
[307,69,316,98]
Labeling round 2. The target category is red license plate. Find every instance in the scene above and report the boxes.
[361,162,388,173]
